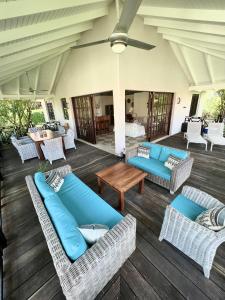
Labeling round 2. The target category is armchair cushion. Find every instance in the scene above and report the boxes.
[159,146,188,162]
[58,173,123,228]
[34,172,55,198]
[44,193,88,261]
[141,142,162,160]
[171,194,206,221]
[128,156,171,181]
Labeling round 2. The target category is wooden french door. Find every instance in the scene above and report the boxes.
[147,92,174,140]
[72,95,96,144]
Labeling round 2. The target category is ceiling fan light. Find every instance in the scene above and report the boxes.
[111,41,127,54]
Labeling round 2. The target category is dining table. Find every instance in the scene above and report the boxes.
[28,130,66,160]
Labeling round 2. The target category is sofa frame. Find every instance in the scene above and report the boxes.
[126,144,194,194]
[25,165,136,300]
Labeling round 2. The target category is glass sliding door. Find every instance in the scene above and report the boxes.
[72,95,96,144]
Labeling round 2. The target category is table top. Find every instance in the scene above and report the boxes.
[96,162,147,192]
[28,130,65,142]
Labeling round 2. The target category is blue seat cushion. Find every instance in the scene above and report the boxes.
[34,172,55,198]
[159,146,188,162]
[44,193,87,261]
[141,142,162,160]
[128,156,171,181]
[171,194,206,221]
[58,173,123,229]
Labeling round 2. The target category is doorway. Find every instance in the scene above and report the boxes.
[189,94,199,117]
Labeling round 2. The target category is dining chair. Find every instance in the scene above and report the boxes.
[41,137,66,164]
[185,122,207,150]
[63,129,76,150]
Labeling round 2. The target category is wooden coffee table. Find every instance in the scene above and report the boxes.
[96,162,147,211]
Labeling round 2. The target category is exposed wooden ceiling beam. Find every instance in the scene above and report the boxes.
[144,17,225,36]
[162,34,225,60]
[0,22,92,58]
[0,6,108,45]
[204,54,215,84]
[0,0,106,21]
[138,6,225,23]
[174,38,225,53]
[0,35,79,67]
[158,27,225,46]
[189,81,225,92]
[48,55,63,95]
[179,45,198,85]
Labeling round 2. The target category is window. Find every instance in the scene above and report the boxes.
[46,102,55,120]
[61,98,69,120]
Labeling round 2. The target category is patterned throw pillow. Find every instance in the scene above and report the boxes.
[196,206,225,231]
[78,224,109,244]
[46,171,64,192]
[137,146,150,159]
[164,155,182,170]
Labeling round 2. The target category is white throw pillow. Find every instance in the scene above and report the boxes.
[164,155,181,170]
[46,171,64,192]
[78,224,109,244]
[137,146,150,159]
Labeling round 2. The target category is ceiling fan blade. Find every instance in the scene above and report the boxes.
[71,39,109,50]
[127,38,155,50]
[113,0,142,33]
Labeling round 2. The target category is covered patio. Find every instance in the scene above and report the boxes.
[1,134,225,299]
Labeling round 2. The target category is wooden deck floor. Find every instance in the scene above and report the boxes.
[1,133,225,299]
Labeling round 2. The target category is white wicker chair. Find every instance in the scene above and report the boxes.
[206,123,225,151]
[159,186,225,278]
[41,137,66,164]
[63,129,76,150]
[185,122,207,150]
[11,137,39,163]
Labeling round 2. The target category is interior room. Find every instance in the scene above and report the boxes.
[1,1,225,299]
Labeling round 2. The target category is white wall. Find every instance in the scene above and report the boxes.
[54,3,191,154]
[133,92,149,117]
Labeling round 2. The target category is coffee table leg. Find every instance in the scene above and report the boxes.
[97,178,103,194]
[139,179,144,194]
[119,192,125,211]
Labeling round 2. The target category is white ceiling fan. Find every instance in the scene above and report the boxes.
[20,71,48,94]
[71,0,155,54]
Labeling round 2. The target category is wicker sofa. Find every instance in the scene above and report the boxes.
[126,142,194,194]
[25,165,136,300]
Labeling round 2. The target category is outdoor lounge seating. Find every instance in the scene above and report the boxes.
[206,122,225,151]
[11,136,39,163]
[25,165,136,300]
[63,128,76,150]
[126,142,193,194]
[185,122,207,150]
[159,185,225,278]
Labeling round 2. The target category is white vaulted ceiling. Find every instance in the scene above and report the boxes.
[0,0,112,98]
[138,0,225,92]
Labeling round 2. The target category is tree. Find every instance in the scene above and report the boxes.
[217,89,225,119]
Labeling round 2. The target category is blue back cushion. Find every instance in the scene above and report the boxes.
[171,194,206,221]
[128,157,171,181]
[159,147,188,162]
[34,172,54,198]
[58,173,123,229]
[141,142,162,160]
[44,193,87,261]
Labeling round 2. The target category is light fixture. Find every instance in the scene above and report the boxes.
[111,40,127,54]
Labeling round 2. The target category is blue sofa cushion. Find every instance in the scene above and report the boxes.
[44,193,88,261]
[34,172,55,198]
[141,142,162,160]
[128,156,171,181]
[171,194,206,221]
[159,146,188,163]
[58,173,123,229]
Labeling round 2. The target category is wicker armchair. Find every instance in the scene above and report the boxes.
[41,137,66,164]
[63,129,76,150]
[159,186,225,278]
[25,165,136,300]
[126,145,193,194]
[11,137,39,163]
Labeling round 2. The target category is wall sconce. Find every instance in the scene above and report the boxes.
[177,97,181,104]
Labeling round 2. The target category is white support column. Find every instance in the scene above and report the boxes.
[40,99,50,122]
[113,55,125,156]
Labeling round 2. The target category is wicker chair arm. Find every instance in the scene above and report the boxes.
[170,157,194,193]
[61,214,136,297]
[125,147,138,162]
[182,185,223,209]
